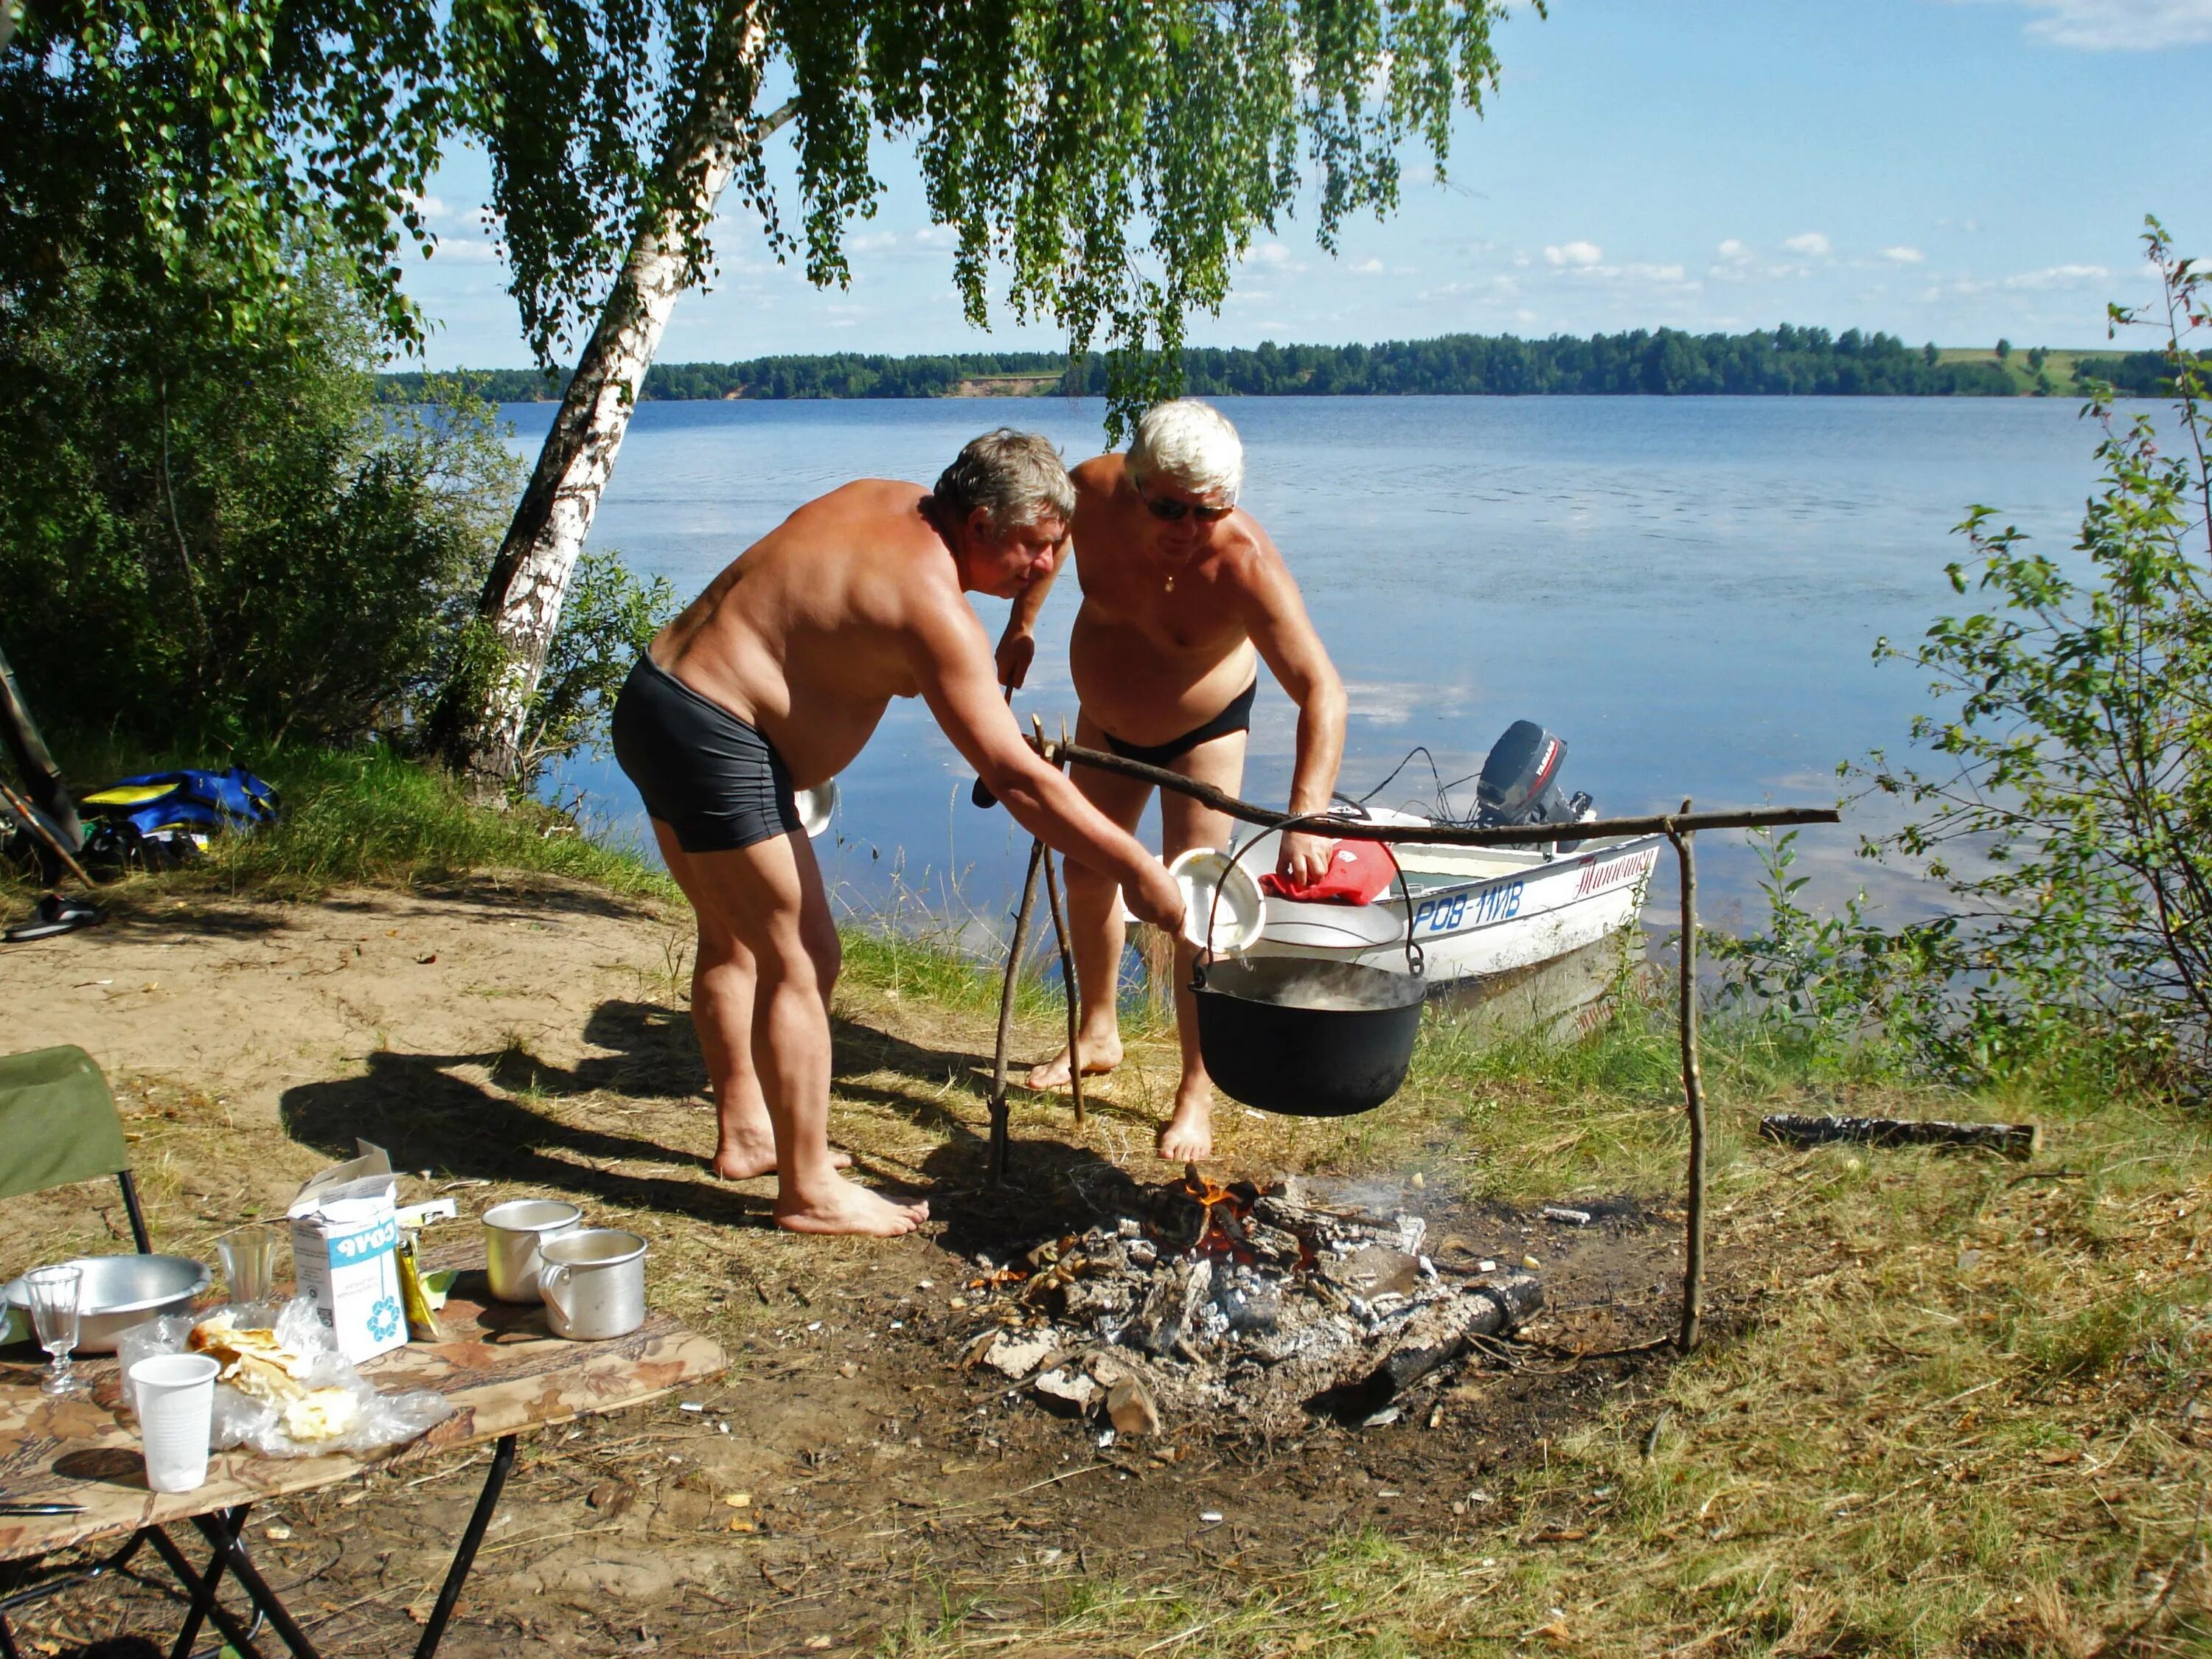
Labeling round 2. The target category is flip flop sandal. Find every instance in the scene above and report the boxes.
[4,893,102,943]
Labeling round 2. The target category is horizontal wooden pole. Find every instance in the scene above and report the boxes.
[1037,739,1840,848]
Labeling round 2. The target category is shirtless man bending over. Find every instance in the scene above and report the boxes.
[611,431,1186,1237]
[998,401,1347,1162]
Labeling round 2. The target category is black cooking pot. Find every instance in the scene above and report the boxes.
[1188,816,1426,1117]
[1193,955,1427,1116]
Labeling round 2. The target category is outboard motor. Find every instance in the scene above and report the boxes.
[1476,720,1595,842]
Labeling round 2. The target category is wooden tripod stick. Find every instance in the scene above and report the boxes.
[987,840,1046,1186]
[1040,715,1084,1127]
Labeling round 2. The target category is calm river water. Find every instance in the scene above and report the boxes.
[512,394,2108,944]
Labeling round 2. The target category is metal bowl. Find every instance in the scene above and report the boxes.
[4,1254,212,1353]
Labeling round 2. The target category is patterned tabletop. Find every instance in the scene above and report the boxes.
[0,1273,726,1564]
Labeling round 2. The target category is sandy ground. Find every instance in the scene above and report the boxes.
[0,878,1703,1657]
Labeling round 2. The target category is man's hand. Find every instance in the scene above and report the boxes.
[1277,830,1337,891]
[1125,860,1187,935]
[994,629,1036,692]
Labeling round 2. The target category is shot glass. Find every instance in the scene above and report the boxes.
[24,1265,84,1397]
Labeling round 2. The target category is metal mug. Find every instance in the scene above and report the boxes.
[482,1200,584,1303]
[537,1228,647,1340]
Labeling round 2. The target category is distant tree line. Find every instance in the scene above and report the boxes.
[2070,350,2212,397]
[381,327,2177,404]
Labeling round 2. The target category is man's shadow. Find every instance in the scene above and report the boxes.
[276,998,1075,1227]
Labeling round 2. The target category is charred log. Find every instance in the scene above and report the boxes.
[1309,1271,1543,1422]
[1760,1113,2041,1160]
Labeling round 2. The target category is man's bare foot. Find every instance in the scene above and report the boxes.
[1024,1032,1122,1092]
[774,1178,929,1237]
[1156,1086,1214,1162]
[711,1143,853,1180]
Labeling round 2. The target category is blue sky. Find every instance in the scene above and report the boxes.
[400,0,2212,369]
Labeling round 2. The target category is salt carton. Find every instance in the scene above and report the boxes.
[288,1141,408,1362]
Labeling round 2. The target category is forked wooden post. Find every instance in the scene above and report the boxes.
[1664,799,1707,1355]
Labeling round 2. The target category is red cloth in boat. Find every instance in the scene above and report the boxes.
[1257,838,1398,905]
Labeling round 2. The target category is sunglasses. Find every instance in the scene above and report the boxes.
[1139,486,1234,524]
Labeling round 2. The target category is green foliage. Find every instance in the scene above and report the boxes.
[2,0,447,346]
[2073,347,2212,396]
[521,547,679,780]
[1996,336,2012,360]
[0,250,517,751]
[441,0,1528,434]
[1719,219,2212,1088]
[379,325,2030,403]
[1705,830,1958,1076]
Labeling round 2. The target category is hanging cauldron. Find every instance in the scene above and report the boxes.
[1186,824,1426,1118]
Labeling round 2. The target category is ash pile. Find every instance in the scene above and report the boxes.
[960,1170,1543,1438]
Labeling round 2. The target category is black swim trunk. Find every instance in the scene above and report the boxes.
[1100,680,1259,768]
[610,654,805,853]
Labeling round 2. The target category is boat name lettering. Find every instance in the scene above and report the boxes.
[1575,849,1655,897]
[1413,880,1522,934]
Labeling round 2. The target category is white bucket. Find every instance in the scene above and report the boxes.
[796,781,838,838]
[1168,847,1267,953]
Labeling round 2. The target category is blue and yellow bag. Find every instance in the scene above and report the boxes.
[80,768,279,869]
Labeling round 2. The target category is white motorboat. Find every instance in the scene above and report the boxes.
[1225,720,1663,994]
[1232,815,1662,990]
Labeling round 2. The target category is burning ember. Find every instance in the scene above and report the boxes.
[959,1172,1543,1436]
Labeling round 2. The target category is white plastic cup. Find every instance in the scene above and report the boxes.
[128,1352,220,1494]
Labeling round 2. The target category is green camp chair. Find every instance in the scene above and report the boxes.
[0,1043,152,1253]
[0,1045,158,1657]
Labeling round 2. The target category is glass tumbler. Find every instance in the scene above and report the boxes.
[217,1225,282,1307]
[24,1265,84,1397]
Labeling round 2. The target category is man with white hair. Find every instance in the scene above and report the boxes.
[612,429,1186,1235]
[997,400,1347,1162]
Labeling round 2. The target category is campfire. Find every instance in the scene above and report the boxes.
[960,1169,1543,1437]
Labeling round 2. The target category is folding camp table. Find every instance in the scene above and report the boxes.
[0,1284,725,1658]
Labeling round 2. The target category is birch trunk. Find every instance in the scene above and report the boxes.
[438,3,787,791]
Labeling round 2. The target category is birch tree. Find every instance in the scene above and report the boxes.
[433,0,1531,790]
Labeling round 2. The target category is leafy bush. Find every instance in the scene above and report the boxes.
[1719,218,2212,1088]
[0,251,515,751]
[442,545,680,795]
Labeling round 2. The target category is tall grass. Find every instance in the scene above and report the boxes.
[4,737,675,903]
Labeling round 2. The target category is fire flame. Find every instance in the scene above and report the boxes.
[1178,1163,1256,1262]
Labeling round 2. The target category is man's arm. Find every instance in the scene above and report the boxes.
[910,593,1183,929]
[1236,534,1349,887]
[991,528,1071,690]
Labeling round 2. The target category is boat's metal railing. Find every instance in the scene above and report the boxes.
[989,730,1842,1356]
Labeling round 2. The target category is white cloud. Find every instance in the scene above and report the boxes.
[423,235,501,264]
[1963,0,2212,49]
[1921,277,1997,299]
[2003,262,2112,288]
[1544,240,1604,267]
[1715,238,1751,260]
[1880,246,1926,263]
[1245,241,1302,271]
[1782,232,1832,257]
[1351,257,1385,276]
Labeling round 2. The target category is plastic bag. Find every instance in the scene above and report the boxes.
[116,1297,453,1458]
